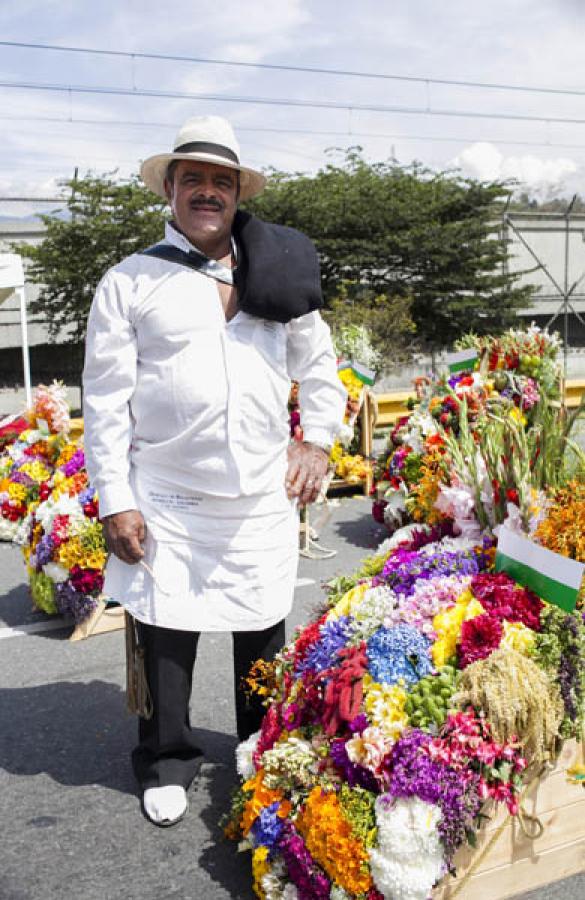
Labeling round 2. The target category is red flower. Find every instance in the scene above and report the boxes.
[69,566,104,594]
[506,488,519,505]
[459,614,503,668]
[293,614,328,671]
[371,499,387,524]
[471,573,543,631]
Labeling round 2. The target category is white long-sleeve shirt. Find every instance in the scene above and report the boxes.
[83,222,347,519]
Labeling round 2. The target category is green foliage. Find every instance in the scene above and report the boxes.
[15,174,166,344]
[245,151,534,354]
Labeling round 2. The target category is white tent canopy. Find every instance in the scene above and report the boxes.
[0,253,31,408]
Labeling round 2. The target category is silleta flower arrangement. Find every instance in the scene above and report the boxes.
[20,441,107,622]
[225,522,585,900]
[226,326,585,899]
[372,325,577,537]
[0,383,70,542]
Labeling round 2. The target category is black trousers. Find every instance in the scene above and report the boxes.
[131,618,286,790]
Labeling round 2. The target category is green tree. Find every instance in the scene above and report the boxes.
[245,151,534,355]
[16,173,166,378]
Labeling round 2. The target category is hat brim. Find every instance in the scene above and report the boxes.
[140,152,266,202]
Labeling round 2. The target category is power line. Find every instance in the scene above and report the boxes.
[1,39,584,99]
[4,111,585,156]
[2,78,585,127]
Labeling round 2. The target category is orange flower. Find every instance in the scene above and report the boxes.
[241,769,291,835]
[295,787,372,895]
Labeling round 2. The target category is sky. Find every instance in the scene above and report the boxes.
[1,0,585,216]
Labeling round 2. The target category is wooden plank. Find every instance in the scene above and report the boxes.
[69,598,125,642]
[433,740,585,900]
[445,798,585,880]
[435,835,585,900]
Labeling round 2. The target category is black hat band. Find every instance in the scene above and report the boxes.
[173,141,240,164]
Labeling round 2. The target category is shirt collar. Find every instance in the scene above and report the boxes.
[164,221,237,285]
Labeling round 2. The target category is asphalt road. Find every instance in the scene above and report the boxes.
[1,495,583,900]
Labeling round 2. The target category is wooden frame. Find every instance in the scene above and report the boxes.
[434,739,585,899]
[327,389,375,496]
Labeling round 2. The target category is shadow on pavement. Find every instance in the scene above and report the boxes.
[333,505,384,550]
[0,679,137,795]
[195,747,256,900]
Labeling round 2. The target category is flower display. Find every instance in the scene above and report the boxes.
[227,326,584,899]
[224,522,550,899]
[0,382,71,541]
[20,441,107,622]
[372,325,569,538]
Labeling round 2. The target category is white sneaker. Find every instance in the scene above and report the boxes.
[142,785,187,826]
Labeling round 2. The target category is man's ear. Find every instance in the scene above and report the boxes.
[163,177,173,205]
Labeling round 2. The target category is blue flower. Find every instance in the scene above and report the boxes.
[367,624,433,687]
[251,801,284,848]
[298,615,353,674]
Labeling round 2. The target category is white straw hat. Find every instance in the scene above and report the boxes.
[140,115,266,201]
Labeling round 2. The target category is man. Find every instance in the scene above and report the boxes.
[83,115,346,826]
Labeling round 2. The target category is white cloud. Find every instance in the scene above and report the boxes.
[452,142,580,199]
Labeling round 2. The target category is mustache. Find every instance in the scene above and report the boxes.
[190,197,224,211]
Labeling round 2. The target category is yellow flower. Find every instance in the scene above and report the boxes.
[296,787,373,895]
[363,675,408,740]
[501,621,536,655]
[509,406,527,427]
[19,461,51,483]
[431,589,484,666]
[338,368,364,401]
[85,550,107,570]
[57,538,84,568]
[252,846,270,900]
[8,483,27,502]
[327,582,370,621]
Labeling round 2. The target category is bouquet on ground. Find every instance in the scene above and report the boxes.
[21,440,106,621]
[0,383,70,542]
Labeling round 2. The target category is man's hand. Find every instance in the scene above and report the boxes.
[286,441,330,505]
[101,510,146,564]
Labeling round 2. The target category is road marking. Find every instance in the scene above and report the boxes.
[0,578,316,639]
[0,619,71,640]
[295,577,315,589]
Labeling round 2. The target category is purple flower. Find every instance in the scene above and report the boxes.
[297,615,353,674]
[55,581,98,623]
[78,485,96,506]
[276,821,330,900]
[330,738,380,792]
[61,449,85,477]
[34,533,55,569]
[384,729,481,863]
[11,470,34,486]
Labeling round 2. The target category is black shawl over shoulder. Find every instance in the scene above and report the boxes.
[232,210,323,323]
[141,211,323,323]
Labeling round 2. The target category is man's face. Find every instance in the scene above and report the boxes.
[164,159,238,252]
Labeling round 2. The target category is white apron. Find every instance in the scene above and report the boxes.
[104,467,300,632]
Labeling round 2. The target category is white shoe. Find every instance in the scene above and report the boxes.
[142,785,187,826]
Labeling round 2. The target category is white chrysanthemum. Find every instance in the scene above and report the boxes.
[377,523,430,557]
[260,858,297,900]
[12,513,32,546]
[43,562,70,584]
[35,493,85,532]
[235,730,260,780]
[349,585,398,643]
[370,795,444,900]
[0,518,18,542]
